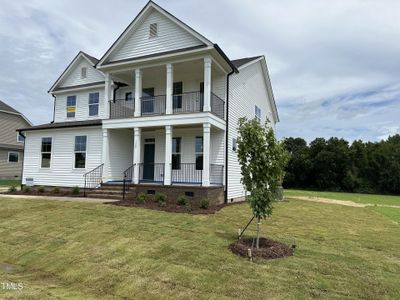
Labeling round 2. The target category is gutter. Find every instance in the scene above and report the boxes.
[224,68,235,203]
[51,94,56,123]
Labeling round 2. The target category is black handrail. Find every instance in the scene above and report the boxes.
[141,95,166,116]
[109,99,135,119]
[172,91,203,114]
[122,164,134,200]
[83,163,104,197]
[211,92,225,120]
[172,163,202,185]
[138,163,165,183]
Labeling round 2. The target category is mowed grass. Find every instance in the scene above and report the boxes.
[0,180,20,187]
[285,189,400,206]
[0,198,399,299]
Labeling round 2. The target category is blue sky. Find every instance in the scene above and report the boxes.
[0,0,399,142]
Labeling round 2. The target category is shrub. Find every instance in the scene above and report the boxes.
[53,187,60,194]
[200,197,209,209]
[38,186,45,193]
[137,192,146,203]
[185,200,192,212]
[8,186,16,193]
[23,186,31,193]
[177,195,188,206]
[155,192,167,207]
[72,186,80,195]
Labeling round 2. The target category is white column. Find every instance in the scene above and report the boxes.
[133,127,141,184]
[166,64,173,115]
[164,125,172,185]
[202,123,211,186]
[104,73,112,118]
[134,69,142,117]
[203,56,212,112]
[102,129,109,182]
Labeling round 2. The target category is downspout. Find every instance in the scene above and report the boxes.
[18,130,26,190]
[51,94,56,123]
[224,69,235,203]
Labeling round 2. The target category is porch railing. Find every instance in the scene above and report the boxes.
[122,164,134,200]
[172,163,202,184]
[172,91,203,114]
[210,164,224,185]
[109,99,135,119]
[83,163,104,197]
[141,95,166,116]
[211,92,225,120]
[138,163,165,183]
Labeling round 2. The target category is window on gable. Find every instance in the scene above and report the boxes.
[41,137,52,168]
[67,96,76,118]
[74,136,87,168]
[149,23,158,38]
[255,105,261,121]
[81,67,87,79]
[88,93,99,116]
[8,152,19,163]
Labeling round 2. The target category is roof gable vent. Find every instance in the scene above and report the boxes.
[149,23,158,38]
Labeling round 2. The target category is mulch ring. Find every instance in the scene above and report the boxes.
[230,237,294,260]
[106,200,241,215]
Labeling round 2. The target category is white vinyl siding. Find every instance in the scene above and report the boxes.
[54,88,105,122]
[59,57,104,88]
[108,9,203,63]
[107,129,133,181]
[22,127,102,187]
[227,60,275,200]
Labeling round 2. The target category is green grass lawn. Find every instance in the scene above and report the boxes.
[0,198,399,299]
[0,180,20,187]
[285,189,400,206]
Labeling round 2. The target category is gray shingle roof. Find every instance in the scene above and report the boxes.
[81,51,99,65]
[19,119,102,131]
[231,56,263,68]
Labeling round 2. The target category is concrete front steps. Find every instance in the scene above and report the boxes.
[86,183,134,200]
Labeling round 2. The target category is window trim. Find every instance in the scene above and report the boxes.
[88,92,99,117]
[73,135,87,169]
[7,151,19,163]
[195,136,203,170]
[40,137,52,169]
[66,95,77,118]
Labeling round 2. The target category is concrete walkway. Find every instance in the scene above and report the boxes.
[287,196,400,209]
[0,193,119,203]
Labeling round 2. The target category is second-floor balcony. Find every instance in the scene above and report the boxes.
[109,91,225,120]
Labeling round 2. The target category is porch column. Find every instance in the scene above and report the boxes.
[164,125,172,185]
[202,123,211,186]
[102,129,109,182]
[133,127,141,184]
[104,73,112,118]
[166,64,173,114]
[203,56,212,112]
[134,69,142,117]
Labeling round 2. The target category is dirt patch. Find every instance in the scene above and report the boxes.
[106,199,241,215]
[230,237,294,260]
[287,196,369,207]
[5,190,85,198]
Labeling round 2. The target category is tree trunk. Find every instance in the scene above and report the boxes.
[256,216,261,249]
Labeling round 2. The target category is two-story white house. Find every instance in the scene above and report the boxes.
[20,1,278,204]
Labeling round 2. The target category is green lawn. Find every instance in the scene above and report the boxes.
[0,180,20,187]
[285,189,400,206]
[0,197,399,299]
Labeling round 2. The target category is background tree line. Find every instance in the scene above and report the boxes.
[282,135,400,194]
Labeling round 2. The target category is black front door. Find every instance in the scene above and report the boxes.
[143,143,155,181]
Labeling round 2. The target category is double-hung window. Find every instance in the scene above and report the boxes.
[41,137,52,168]
[255,105,261,121]
[172,137,181,170]
[74,136,87,169]
[67,96,76,118]
[88,93,99,116]
[195,137,203,170]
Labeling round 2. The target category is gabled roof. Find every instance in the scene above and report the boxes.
[97,0,213,66]
[19,119,102,132]
[0,100,32,126]
[48,51,101,93]
[231,56,263,68]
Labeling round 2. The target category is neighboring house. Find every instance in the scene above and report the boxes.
[20,1,279,203]
[0,100,32,180]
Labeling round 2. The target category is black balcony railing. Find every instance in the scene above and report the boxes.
[210,164,224,185]
[172,163,202,185]
[141,95,166,116]
[211,92,225,120]
[138,163,164,183]
[109,99,135,119]
[172,91,203,114]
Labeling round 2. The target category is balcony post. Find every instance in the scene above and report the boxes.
[102,129,109,182]
[133,127,141,184]
[166,64,173,114]
[104,73,112,118]
[202,122,211,186]
[164,125,172,185]
[203,56,212,112]
[134,69,142,117]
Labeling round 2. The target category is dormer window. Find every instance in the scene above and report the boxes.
[149,23,158,38]
[81,67,87,79]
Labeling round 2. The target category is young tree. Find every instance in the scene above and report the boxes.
[237,117,288,249]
